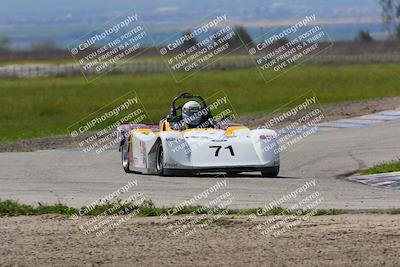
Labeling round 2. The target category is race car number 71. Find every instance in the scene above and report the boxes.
[209,145,235,157]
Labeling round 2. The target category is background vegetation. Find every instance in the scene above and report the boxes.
[1,64,400,143]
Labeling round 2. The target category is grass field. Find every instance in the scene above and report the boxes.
[362,159,400,175]
[1,64,400,143]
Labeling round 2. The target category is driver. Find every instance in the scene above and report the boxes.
[182,101,203,129]
[172,101,215,130]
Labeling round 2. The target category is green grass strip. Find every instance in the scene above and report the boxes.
[361,159,400,175]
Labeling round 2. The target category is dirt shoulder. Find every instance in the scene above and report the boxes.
[1,214,399,266]
[2,96,400,152]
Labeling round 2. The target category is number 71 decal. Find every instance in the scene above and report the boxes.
[209,145,235,156]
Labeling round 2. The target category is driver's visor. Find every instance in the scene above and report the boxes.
[187,107,201,114]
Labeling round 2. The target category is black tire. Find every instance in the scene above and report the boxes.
[261,166,279,177]
[156,142,165,176]
[121,139,133,173]
[226,171,242,177]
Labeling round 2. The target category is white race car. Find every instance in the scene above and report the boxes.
[117,93,280,177]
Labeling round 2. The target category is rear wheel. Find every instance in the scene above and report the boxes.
[156,142,165,175]
[121,139,133,173]
[261,166,279,177]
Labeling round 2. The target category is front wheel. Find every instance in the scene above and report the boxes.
[261,166,279,177]
[156,142,165,176]
[121,139,133,173]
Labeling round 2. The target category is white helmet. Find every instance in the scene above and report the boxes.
[182,101,202,126]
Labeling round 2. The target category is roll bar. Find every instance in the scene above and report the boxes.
[171,92,207,115]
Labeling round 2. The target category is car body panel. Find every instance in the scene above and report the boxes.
[117,123,280,175]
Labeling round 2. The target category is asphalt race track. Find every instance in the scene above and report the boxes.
[1,119,400,211]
